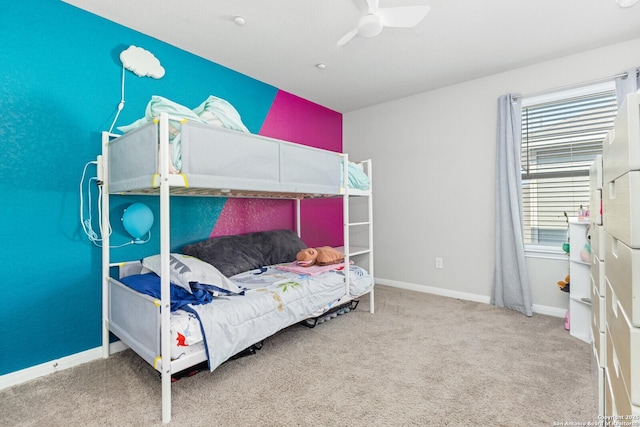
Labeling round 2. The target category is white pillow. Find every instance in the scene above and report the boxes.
[142,253,243,296]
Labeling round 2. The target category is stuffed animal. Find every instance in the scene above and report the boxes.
[296,246,344,267]
[557,275,570,293]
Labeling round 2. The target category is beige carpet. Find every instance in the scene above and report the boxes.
[0,285,597,426]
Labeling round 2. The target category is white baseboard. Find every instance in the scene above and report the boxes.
[531,304,567,318]
[376,278,565,318]
[0,341,128,391]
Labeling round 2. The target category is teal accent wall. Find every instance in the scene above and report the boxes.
[0,0,280,375]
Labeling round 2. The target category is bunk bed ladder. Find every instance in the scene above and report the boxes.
[365,159,374,314]
[342,154,351,297]
[343,156,375,314]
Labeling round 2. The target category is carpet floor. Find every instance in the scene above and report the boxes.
[0,285,597,426]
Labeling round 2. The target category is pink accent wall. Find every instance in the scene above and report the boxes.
[259,91,342,152]
[211,90,343,248]
[210,199,295,238]
[261,91,343,248]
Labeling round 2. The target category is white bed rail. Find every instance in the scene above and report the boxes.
[158,113,172,424]
[101,133,110,360]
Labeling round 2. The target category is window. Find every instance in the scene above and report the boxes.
[521,82,617,248]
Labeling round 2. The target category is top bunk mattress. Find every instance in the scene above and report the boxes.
[106,118,343,197]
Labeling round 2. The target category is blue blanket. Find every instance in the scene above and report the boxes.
[119,273,213,311]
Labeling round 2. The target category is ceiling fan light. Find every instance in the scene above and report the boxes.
[617,0,639,7]
[358,14,384,38]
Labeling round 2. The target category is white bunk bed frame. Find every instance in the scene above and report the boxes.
[99,113,374,424]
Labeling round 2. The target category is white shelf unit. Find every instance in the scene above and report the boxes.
[569,218,592,344]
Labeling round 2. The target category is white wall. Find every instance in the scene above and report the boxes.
[344,38,640,313]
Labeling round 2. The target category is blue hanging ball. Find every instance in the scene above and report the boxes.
[122,203,154,239]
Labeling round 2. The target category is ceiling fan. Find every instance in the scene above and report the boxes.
[337,0,431,46]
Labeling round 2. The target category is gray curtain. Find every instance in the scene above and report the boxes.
[491,94,532,317]
[615,67,640,107]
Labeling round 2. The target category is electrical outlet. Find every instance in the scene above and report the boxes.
[435,257,443,269]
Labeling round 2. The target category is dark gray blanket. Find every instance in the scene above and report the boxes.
[182,229,307,277]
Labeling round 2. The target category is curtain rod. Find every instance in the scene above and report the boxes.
[514,69,638,101]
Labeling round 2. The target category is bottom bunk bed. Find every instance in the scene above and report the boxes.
[106,229,375,418]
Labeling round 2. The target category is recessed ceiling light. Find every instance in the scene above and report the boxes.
[617,0,639,7]
[234,16,246,25]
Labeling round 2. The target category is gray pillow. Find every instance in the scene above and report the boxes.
[182,229,307,277]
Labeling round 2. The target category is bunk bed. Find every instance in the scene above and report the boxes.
[100,112,374,423]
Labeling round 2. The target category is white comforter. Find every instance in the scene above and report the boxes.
[188,264,373,371]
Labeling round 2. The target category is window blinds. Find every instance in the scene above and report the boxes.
[521,89,617,247]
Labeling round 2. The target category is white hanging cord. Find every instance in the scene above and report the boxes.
[108,230,152,248]
[108,64,126,134]
[133,230,152,245]
[80,160,110,246]
[80,160,144,248]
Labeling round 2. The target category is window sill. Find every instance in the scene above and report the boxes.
[525,245,568,261]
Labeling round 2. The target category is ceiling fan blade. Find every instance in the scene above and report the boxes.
[337,27,359,46]
[366,0,379,13]
[378,5,431,28]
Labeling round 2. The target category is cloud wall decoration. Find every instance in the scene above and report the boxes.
[119,45,165,79]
